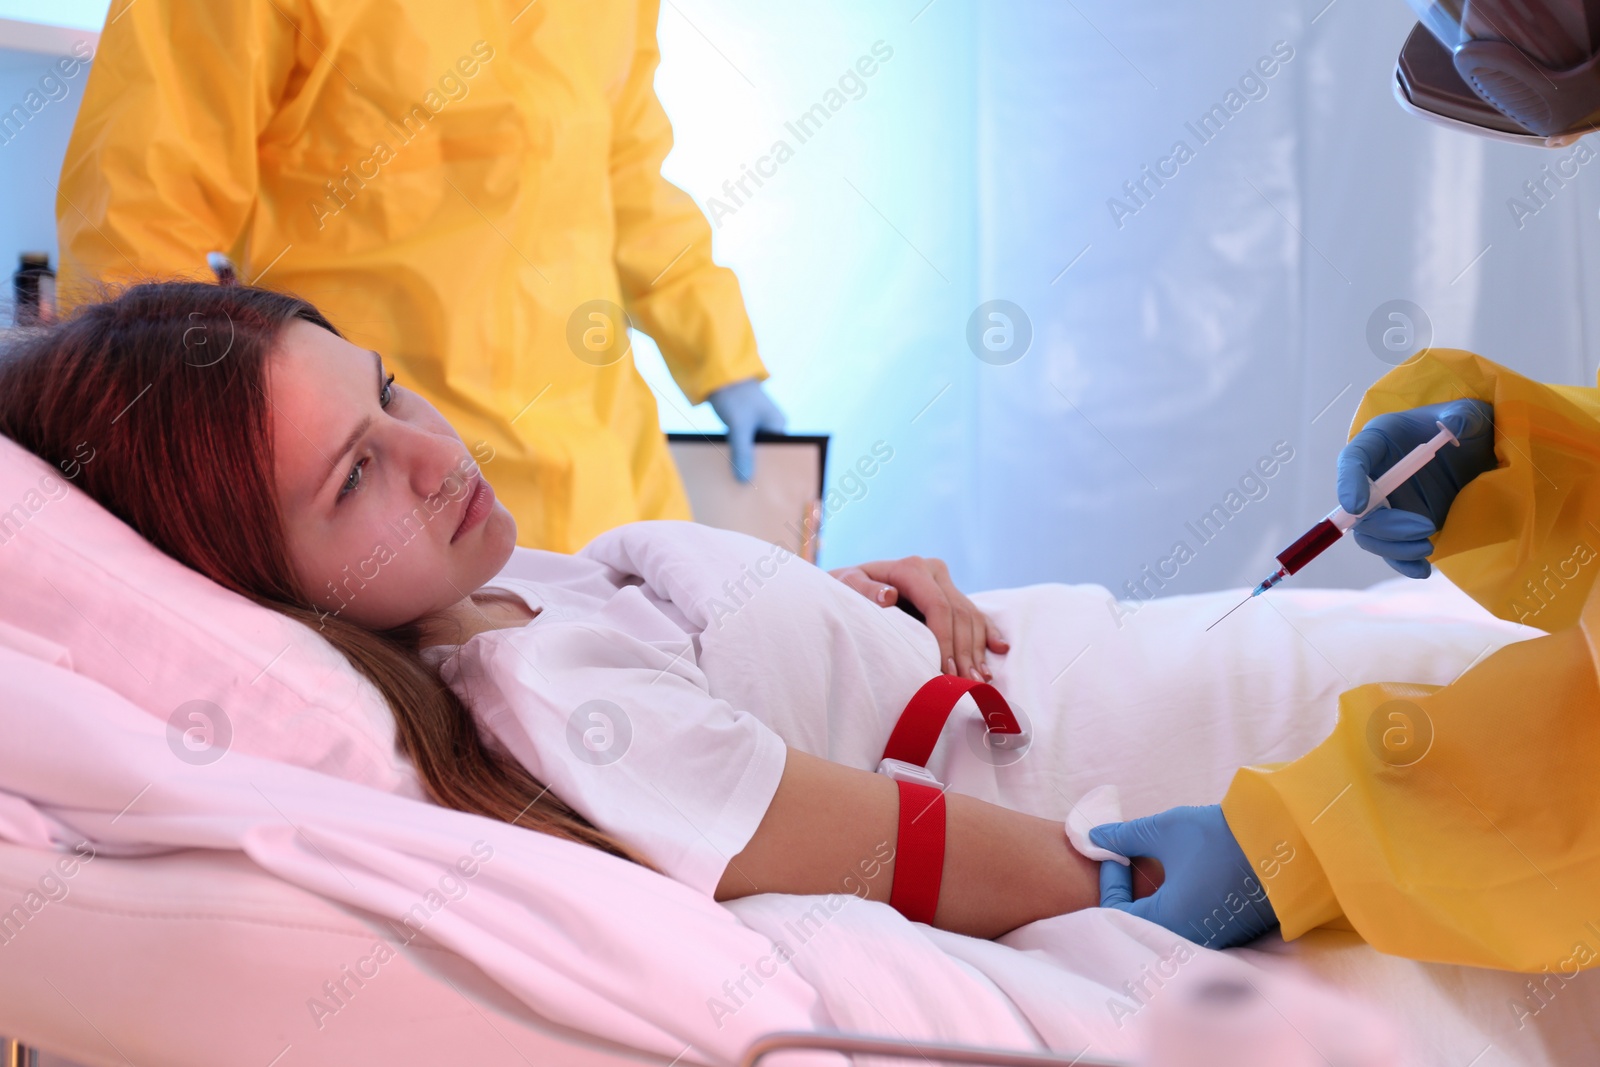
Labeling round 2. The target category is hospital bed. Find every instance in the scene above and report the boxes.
[0,840,1130,1067]
[0,427,1104,1067]
[5,428,1600,1067]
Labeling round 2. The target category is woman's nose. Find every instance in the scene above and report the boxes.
[400,423,474,503]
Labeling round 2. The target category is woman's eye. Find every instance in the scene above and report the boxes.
[339,457,368,501]
[338,372,395,503]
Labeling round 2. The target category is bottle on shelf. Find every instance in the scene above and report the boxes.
[13,252,56,327]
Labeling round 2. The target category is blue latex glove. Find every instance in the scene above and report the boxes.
[1089,804,1278,950]
[1336,399,1495,579]
[707,378,787,483]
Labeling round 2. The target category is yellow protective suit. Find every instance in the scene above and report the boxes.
[56,0,767,552]
[1223,348,1600,974]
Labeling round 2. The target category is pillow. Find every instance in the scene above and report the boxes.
[0,431,426,797]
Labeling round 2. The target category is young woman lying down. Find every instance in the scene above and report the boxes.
[0,282,1182,939]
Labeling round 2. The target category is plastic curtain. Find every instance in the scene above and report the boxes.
[643,0,1600,595]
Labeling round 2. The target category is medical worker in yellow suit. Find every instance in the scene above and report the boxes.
[55,0,785,553]
[1087,2,1600,975]
[1092,351,1600,976]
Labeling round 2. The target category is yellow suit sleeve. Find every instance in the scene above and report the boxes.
[55,0,294,302]
[1223,349,1600,971]
[608,0,770,406]
[1349,348,1600,630]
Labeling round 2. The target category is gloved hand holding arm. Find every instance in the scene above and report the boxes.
[1336,398,1495,577]
[707,377,786,483]
[1090,804,1278,949]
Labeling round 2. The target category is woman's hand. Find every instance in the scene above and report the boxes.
[829,556,1010,681]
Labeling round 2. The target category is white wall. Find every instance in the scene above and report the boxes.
[0,3,105,31]
[0,17,98,325]
[635,0,982,575]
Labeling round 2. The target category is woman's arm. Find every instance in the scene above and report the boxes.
[715,746,1154,939]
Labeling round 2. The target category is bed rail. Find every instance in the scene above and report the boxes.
[741,1029,1132,1067]
[6,1028,1123,1067]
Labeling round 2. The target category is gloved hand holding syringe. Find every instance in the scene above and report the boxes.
[1207,420,1463,630]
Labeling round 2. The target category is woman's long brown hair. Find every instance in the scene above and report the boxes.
[0,280,655,870]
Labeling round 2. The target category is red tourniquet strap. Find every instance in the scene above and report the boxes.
[888,779,946,925]
[880,674,1022,768]
[880,675,1021,925]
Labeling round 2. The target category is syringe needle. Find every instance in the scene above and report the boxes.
[1205,592,1253,632]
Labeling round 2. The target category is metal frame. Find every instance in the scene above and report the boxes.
[2,1038,38,1067]
[740,1030,1132,1067]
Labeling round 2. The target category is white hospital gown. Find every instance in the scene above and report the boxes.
[421,519,948,897]
[420,518,1537,899]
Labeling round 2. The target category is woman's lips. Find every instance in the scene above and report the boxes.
[452,475,494,543]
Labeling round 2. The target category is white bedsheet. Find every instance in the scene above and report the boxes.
[2,573,1597,1066]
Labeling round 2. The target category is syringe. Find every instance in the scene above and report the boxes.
[1206,421,1461,630]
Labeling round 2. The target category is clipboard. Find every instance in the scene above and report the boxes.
[666,431,830,563]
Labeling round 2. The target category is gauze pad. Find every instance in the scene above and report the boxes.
[1064,784,1129,865]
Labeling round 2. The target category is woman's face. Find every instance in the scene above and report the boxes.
[268,319,517,630]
